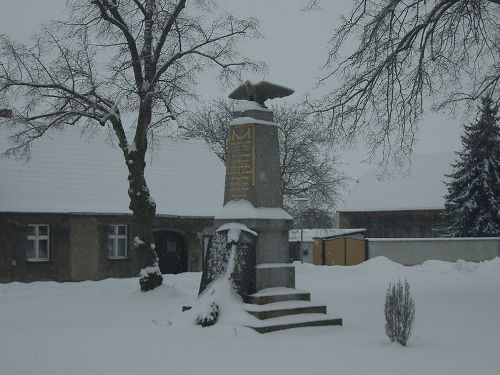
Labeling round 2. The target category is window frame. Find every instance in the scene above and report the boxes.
[107,224,128,260]
[26,224,50,262]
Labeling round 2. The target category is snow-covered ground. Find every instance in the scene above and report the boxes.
[1,257,499,375]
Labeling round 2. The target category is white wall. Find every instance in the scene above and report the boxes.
[367,238,500,265]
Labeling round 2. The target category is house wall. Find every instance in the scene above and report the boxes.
[69,215,102,280]
[367,237,500,265]
[339,209,448,238]
[0,213,71,282]
[0,212,213,283]
[69,215,140,281]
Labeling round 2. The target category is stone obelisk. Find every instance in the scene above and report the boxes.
[215,81,295,293]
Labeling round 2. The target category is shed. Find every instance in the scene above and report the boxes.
[289,229,354,263]
[311,229,366,266]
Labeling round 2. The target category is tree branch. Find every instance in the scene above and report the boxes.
[153,0,187,69]
[91,0,144,90]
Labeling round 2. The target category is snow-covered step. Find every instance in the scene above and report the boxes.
[244,287,343,333]
[245,300,327,320]
[246,313,343,334]
[245,287,311,305]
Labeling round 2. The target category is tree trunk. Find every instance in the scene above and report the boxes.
[128,150,163,291]
[127,98,163,291]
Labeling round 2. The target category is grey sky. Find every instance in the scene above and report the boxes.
[0,0,463,180]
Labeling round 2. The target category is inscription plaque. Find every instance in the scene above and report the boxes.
[225,124,256,201]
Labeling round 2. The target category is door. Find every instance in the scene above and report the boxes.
[346,238,366,266]
[325,238,345,265]
[153,231,187,274]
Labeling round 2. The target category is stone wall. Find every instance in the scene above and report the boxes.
[339,209,448,238]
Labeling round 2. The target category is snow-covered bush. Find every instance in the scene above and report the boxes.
[195,302,219,327]
[139,267,163,292]
[384,279,415,346]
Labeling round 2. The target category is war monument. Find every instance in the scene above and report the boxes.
[197,81,342,332]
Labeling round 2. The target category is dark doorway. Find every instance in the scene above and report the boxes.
[153,231,187,274]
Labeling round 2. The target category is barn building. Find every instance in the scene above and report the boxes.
[338,153,454,238]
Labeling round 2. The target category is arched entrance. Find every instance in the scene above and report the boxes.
[153,231,187,274]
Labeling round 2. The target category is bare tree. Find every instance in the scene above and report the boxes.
[0,0,262,291]
[307,0,500,166]
[182,99,233,163]
[182,99,348,220]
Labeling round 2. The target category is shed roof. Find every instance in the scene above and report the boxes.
[0,127,225,217]
[339,153,454,212]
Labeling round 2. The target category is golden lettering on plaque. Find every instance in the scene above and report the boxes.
[226,125,256,200]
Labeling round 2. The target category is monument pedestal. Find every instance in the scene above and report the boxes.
[214,217,294,292]
[216,103,295,293]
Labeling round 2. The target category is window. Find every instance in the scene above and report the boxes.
[27,225,50,261]
[108,225,128,259]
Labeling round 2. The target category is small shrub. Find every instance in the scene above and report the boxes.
[384,279,415,346]
[195,302,219,327]
[139,271,163,292]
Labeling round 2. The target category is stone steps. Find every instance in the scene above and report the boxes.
[245,287,311,305]
[249,314,343,334]
[245,300,327,319]
[244,288,342,333]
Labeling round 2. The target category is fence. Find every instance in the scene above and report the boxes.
[367,237,500,265]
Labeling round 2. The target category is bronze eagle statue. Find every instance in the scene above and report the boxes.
[228,81,294,106]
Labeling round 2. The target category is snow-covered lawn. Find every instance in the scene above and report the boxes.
[1,257,499,375]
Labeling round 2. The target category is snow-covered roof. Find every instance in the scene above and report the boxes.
[339,153,455,212]
[0,127,225,217]
[289,228,366,242]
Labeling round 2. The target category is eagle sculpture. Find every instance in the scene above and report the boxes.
[228,81,294,106]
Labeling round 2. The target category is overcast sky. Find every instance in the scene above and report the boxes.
[0,0,464,180]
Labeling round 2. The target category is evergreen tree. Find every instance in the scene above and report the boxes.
[444,97,500,237]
